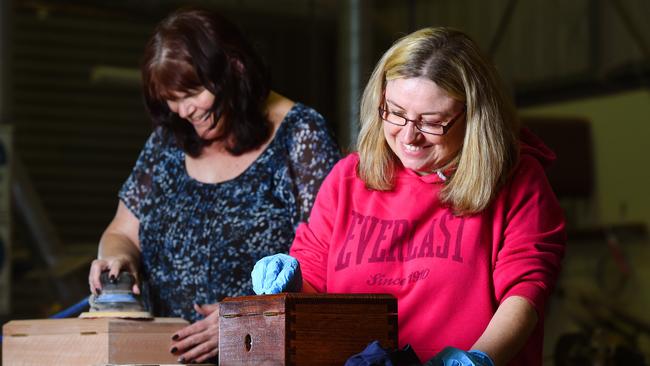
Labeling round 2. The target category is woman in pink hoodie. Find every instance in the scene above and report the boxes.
[253,27,566,366]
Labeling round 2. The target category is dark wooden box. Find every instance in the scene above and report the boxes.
[218,293,398,366]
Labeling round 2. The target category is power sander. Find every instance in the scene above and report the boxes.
[79,270,153,319]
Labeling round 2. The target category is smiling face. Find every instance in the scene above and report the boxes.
[382,77,466,175]
[166,88,219,139]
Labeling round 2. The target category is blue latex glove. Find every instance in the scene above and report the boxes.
[425,347,495,366]
[251,254,302,294]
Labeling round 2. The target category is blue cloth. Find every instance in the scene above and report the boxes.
[252,253,302,294]
[345,341,395,366]
[119,104,340,321]
[345,341,422,366]
[424,347,494,366]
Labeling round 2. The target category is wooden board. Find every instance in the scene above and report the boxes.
[219,293,398,366]
[2,317,188,366]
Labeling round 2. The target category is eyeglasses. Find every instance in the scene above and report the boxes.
[378,106,465,135]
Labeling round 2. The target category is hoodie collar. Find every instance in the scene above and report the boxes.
[400,164,455,184]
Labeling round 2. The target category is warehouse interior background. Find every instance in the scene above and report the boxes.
[0,0,649,364]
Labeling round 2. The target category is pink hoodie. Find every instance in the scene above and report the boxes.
[291,129,566,365]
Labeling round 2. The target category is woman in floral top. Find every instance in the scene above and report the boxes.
[87,8,340,363]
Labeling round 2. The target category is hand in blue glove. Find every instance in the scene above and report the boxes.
[251,253,302,295]
[425,347,494,366]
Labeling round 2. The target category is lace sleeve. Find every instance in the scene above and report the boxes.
[285,107,341,223]
[118,131,165,220]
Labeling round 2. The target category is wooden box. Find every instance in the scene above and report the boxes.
[219,293,398,366]
[2,317,188,365]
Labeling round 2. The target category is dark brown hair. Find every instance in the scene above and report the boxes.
[142,8,271,157]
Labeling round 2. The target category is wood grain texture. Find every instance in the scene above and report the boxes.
[2,317,188,365]
[219,293,398,366]
[79,310,153,319]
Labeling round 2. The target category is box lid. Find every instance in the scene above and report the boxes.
[219,293,397,318]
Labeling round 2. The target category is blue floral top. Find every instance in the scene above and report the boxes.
[119,103,340,321]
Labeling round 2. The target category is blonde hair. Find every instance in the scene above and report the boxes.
[357,27,519,215]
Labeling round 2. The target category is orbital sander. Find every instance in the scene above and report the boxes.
[79,270,152,319]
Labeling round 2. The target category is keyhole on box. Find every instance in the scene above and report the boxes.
[244,334,252,352]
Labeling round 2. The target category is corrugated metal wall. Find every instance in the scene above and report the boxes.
[373,0,649,90]
[12,5,153,245]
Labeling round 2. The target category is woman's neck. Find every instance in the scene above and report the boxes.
[185,91,295,183]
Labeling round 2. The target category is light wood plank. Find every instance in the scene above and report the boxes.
[2,317,188,366]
